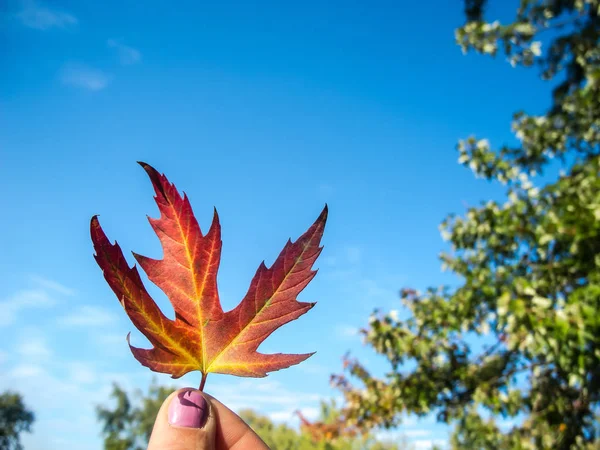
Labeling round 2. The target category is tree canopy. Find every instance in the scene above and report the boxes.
[96,381,174,450]
[0,391,35,450]
[329,1,600,449]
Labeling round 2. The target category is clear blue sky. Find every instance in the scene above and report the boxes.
[1,0,549,448]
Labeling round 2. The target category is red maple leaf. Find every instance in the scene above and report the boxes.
[91,162,327,389]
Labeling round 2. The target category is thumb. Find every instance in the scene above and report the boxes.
[148,388,216,450]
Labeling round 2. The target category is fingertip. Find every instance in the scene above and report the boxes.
[148,388,217,450]
[168,390,210,429]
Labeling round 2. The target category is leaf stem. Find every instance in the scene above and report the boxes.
[199,373,208,391]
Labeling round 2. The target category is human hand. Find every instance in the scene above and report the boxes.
[148,388,269,450]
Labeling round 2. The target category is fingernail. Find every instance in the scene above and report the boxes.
[168,390,209,428]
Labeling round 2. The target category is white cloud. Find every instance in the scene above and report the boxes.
[207,379,325,428]
[0,278,146,449]
[334,324,359,340]
[9,363,46,378]
[17,0,77,30]
[0,361,146,450]
[30,275,75,296]
[60,64,111,91]
[269,406,319,423]
[17,333,52,360]
[0,288,56,327]
[413,439,447,450]
[67,362,97,385]
[96,333,127,345]
[58,305,118,327]
[376,430,402,441]
[208,378,321,417]
[404,429,431,438]
[402,415,419,427]
[497,417,519,430]
[107,39,142,65]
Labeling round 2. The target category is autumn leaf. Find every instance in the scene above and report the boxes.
[91,162,327,389]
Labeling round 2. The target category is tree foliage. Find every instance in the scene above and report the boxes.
[96,381,174,450]
[331,1,600,449]
[0,391,35,450]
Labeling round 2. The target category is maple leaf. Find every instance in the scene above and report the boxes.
[91,162,327,389]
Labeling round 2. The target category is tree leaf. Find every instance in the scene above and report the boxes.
[91,162,327,385]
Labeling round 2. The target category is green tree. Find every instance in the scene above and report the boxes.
[0,391,35,450]
[333,1,600,449]
[96,380,174,450]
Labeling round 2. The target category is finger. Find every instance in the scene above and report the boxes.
[148,388,217,450]
[203,393,269,450]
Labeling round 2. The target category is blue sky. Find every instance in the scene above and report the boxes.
[1,0,550,449]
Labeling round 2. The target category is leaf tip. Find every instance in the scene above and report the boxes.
[209,207,221,231]
[90,215,100,228]
[139,161,169,200]
[313,204,328,230]
[90,215,106,249]
[138,161,159,179]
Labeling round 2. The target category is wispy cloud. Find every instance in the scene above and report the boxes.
[269,406,320,423]
[96,333,127,346]
[16,332,52,360]
[66,362,98,385]
[16,0,78,30]
[413,439,447,449]
[334,324,359,340]
[0,288,56,327]
[497,417,520,431]
[0,360,146,450]
[60,64,111,91]
[209,379,321,415]
[0,278,146,449]
[107,39,142,65]
[404,429,431,438]
[30,275,76,296]
[9,363,46,378]
[57,305,118,327]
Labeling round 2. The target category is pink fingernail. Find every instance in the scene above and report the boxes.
[168,390,209,428]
